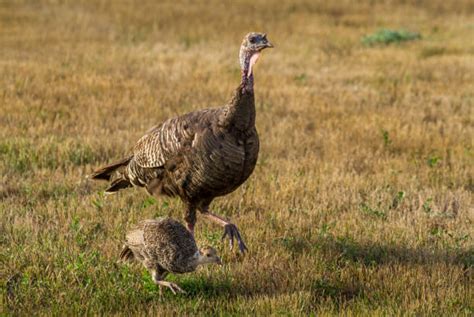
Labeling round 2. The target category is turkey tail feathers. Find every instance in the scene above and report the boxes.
[105,177,132,194]
[90,156,133,181]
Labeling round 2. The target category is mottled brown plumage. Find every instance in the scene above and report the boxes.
[92,32,273,252]
[120,217,221,294]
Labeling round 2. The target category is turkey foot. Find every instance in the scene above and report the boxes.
[223,223,248,253]
[201,211,248,253]
[157,281,186,295]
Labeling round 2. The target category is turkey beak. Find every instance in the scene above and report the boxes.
[257,41,273,51]
[216,257,223,265]
[262,33,273,49]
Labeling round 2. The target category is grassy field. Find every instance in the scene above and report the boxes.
[1,0,473,315]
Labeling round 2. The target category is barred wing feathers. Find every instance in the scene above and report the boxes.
[133,110,215,169]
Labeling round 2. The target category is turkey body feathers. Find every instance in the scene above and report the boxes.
[93,85,259,207]
[120,218,199,274]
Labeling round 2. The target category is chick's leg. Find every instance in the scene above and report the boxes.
[156,281,186,295]
[151,270,185,295]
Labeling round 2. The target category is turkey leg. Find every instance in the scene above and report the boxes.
[151,270,185,295]
[200,209,248,253]
[184,206,197,236]
[156,280,186,295]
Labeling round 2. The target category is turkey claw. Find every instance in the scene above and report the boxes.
[158,281,186,295]
[222,223,248,253]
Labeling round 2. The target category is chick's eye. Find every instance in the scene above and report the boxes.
[249,37,256,44]
[207,254,211,257]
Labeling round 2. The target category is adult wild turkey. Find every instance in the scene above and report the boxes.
[91,32,273,253]
[120,217,221,295]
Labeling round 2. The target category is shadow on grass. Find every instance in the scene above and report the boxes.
[181,278,232,298]
[276,232,472,268]
[317,236,473,268]
[172,275,362,313]
[160,235,472,302]
[310,278,361,305]
[162,274,362,308]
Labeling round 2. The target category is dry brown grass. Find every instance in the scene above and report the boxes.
[1,0,473,315]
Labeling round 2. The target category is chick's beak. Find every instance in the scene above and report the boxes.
[216,257,223,265]
[265,41,274,48]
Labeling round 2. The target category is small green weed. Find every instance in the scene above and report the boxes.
[362,29,421,46]
[427,155,441,168]
[294,73,307,85]
[141,196,157,209]
[381,129,392,147]
[423,198,434,213]
[202,230,221,246]
[359,203,387,220]
[391,191,406,209]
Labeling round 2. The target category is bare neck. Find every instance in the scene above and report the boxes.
[239,49,255,93]
[218,49,256,131]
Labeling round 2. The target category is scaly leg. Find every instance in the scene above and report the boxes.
[185,205,197,236]
[156,280,186,295]
[200,208,248,253]
[151,270,185,295]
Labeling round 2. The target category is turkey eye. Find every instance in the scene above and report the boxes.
[206,254,211,257]
[249,37,256,44]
